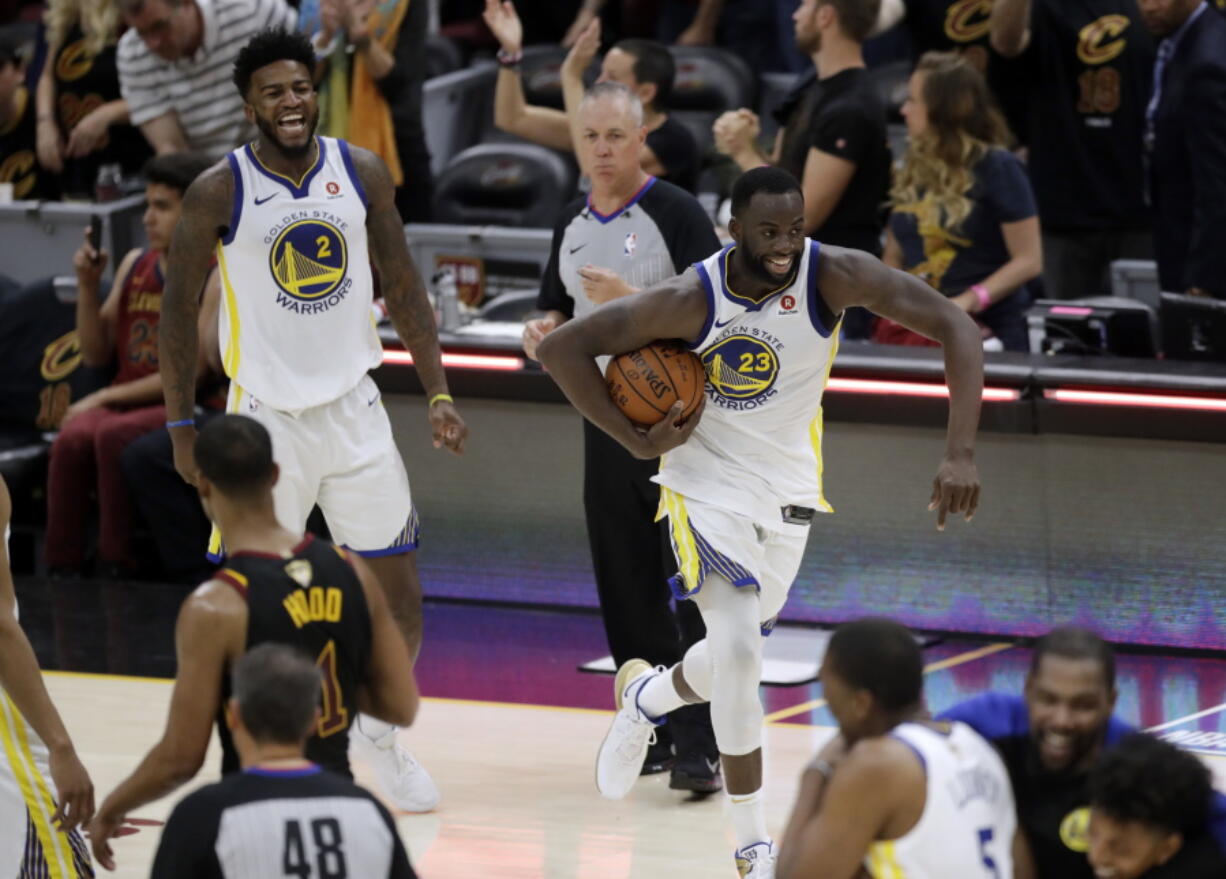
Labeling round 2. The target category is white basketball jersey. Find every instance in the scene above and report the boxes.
[217,136,382,412]
[865,722,1017,879]
[654,241,841,530]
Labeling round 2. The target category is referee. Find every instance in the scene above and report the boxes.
[150,644,415,879]
[522,81,721,792]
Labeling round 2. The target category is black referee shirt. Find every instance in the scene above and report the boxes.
[151,765,415,879]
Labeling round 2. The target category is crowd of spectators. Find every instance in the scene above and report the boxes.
[0,0,1225,578]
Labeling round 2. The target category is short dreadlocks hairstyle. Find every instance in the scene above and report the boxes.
[1089,732,1213,836]
[232,27,316,100]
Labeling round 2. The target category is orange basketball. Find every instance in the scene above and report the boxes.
[605,342,705,427]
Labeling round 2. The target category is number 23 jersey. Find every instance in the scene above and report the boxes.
[654,240,841,529]
[218,136,383,412]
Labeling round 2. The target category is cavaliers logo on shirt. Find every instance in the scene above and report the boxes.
[944,0,993,43]
[703,334,780,409]
[1077,15,1131,65]
[269,219,348,303]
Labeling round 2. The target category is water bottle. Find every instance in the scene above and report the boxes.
[94,163,121,202]
[433,269,460,332]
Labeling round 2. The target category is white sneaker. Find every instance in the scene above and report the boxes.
[595,659,661,799]
[735,841,775,878]
[351,725,440,813]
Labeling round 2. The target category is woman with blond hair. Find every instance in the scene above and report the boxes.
[877,51,1041,351]
[35,0,149,197]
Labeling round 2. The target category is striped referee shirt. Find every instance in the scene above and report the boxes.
[117,0,295,161]
[151,764,416,878]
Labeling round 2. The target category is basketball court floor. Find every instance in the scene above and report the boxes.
[14,579,1226,878]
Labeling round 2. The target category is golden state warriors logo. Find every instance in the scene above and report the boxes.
[702,334,780,410]
[944,0,992,43]
[269,219,348,302]
[1078,15,1130,66]
[1060,807,1091,853]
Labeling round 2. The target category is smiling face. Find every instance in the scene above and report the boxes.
[244,60,319,158]
[730,190,806,286]
[1024,655,1116,773]
[1087,810,1182,879]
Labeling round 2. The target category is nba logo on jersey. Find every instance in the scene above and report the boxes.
[624,232,637,256]
[779,294,799,315]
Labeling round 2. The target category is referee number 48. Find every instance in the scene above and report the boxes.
[283,817,348,878]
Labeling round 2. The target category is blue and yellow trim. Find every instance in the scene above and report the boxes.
[243,136,326,199]
[809,327,842,513]
[337,140,368,209]
[717,245,795,310]
[349,507,420,557]
[220,152,244,246]
[865,840,908,878]
[215,243,242,380]
[656,487,758,600]
[0,694,82,878]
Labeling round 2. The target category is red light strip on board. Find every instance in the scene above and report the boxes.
[827,377,1020,402]
[1045,388,1226,412]
[382,350,524,372]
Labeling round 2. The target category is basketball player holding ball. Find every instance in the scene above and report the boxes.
[537,166,985,879]
[523,81,723,792]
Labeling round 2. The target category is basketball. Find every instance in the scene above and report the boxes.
[605,342,705,427]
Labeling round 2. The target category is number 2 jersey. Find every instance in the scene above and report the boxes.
[654,240,841,528]
[865,722,1017,879]
[151,765,415,879]
[218,135,383,412]
[213,535,372,777]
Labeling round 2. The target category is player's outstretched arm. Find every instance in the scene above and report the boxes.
[0,477,94,830]
[819,248,984,530]
[352,146,468,455]
[88,583,243,870]
[349,552,419,727]
[536,269,709,459]
[776,739,912,879]
[161,162,233,485]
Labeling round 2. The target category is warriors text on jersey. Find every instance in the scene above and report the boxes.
[654,241,841,528]
[213,535,372,777]
[218,136,383,412]
[865,722,1017,879]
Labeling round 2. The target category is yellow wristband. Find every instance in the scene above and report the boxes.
[429,393,454,407]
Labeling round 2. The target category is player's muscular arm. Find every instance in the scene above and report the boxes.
[820,247,983,528]
[990,0,1032,58]
[89,583,244,869]
[160,163,232,483]
[777,740,916,879]
[0,478,94,830]
[536,269,708,459]
[350,553,419,726]
[353,146,468,454]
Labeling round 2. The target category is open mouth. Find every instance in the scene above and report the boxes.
[277,113,307,136]
[1038,730,1075,764]
[764,254,795,276]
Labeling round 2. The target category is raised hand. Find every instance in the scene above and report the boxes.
[482,0,523,55]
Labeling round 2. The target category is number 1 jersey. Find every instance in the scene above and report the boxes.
[213,535,373,777]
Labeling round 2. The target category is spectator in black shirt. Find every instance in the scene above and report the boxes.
[992,0,1155,300]
[713,0,891,257]
[486,0,702,193]
[1088,732,1226,879]
[0,25,56,200]
[878,51,1041,351]
[1140,0,1226,299]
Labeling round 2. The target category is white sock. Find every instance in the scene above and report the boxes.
[727,787,769,851]
[356,715,398,747]
[636,666,689,720]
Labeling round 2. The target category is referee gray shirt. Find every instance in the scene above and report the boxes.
[151,765,415,879]
[117,0,295,161]
[538,176,721,332]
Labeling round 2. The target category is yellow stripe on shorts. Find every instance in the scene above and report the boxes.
[0,694,76,878]
[658,487,702,596]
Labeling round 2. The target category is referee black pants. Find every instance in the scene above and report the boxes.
[582,419,715,757]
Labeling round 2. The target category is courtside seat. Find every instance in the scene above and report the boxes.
[666,46,758,148]
[434,143,578,228]
[425,33,465,80]
[520,45,571,110]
